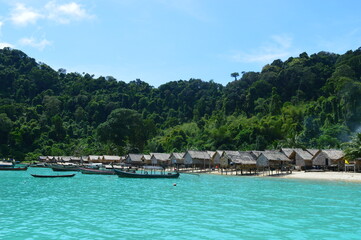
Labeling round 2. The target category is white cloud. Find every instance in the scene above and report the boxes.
[0,42,15,49]
[45,1,94,24]
[8,1,94,26]
[19,37,51,50]
[230,34,295,63]
[10,3,42,26]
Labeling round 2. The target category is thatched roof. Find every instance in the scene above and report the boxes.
[306,149,319,156]
[60,156,71,161]
[216,150,224,156]
[88,155,101,161]
[228,152,256,165]
[222,150,241,157]
[151,153,171,161]
[293,149,313,160]
[170,152,184,160]
[103,155,121,161]
[127,154,143,162]
[281,148,295,158]
[207,151,216,158]
[260,151,291,161]
[186,151,211,160]
[251,151,263,157]
[320,149,344,160]
[142,155,152,161]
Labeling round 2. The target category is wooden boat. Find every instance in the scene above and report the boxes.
[31,173,76,178]
[0,166,28,171]
[79,167,115,175]
[50,165,80,172]
[114,166,180,178]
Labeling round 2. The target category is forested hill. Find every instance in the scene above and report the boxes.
[1,47,361,161]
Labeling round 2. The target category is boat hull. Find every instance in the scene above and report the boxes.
[31,174,76,178]
[51,166,80,171]
[114,169,180,178]
[79,168,115,175]
[0,167,28,171]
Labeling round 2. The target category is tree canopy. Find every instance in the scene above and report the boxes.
[1,47,361,160]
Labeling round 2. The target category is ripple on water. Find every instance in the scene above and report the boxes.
[1,170,361,239]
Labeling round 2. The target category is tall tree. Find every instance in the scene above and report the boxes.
[230,72,239,81]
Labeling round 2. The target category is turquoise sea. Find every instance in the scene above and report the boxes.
[1,168,361,240]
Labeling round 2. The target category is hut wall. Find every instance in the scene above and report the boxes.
[151,157,157,165]
[170,156,177,165]
[257,155,269,167]
[295,157,305,167]
[193,158,209,167]
[183,153,193,165]
[313,152,329,166]
[220,156,229,168]
[304,160,312,168]
[213,153,221,165]
[295,153,311,168]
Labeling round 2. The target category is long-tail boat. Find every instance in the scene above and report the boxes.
[113,166,180,178]
[0,166,28,171]
[79,167,115,175]
[31,173,76,178]
[50,164,80,171]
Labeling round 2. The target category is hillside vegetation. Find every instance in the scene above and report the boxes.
[1,47,361,160]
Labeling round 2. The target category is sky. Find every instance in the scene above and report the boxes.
[0,0,361,87]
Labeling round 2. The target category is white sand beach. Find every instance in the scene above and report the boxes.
[202,169,361,182]
[276,171,361,182]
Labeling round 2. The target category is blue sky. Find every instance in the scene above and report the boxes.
[0,0,361,87]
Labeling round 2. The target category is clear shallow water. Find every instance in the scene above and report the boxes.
[1,168,361,240]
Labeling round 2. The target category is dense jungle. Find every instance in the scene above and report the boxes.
[1,47,361,160]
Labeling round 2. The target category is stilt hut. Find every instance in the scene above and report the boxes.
[220,151,241,168]
[88,155,101,163]
[169,152,185,167]
[101,155,121,164]
[312,149,345,171]
[125,154,144,166]
[70,156,82,164]
[257,151,291,175]
[183,151,211,170]
[60,156,72,163]
[293,149,313,170]
[142,155,152,165]
[281,148,313,170]
[150,153,171,167]
[47,156,59,163]
[38,156,48,163]
[227,151,257,175]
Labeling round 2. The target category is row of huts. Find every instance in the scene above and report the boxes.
[39,148,359,172]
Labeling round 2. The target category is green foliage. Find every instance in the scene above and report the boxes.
[1,47,361,160]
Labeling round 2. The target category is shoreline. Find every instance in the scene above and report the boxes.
[182,169,361,183]
[273,171,361,182]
